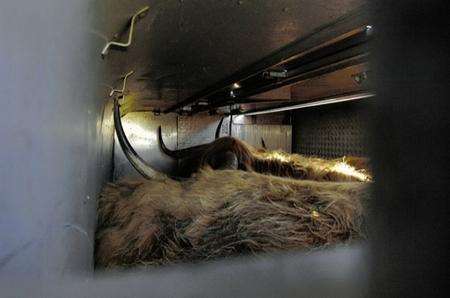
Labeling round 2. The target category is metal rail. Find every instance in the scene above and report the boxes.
[163,6,369,114]
[240,92,374,116]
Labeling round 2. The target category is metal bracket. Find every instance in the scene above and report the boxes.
[101,6,149,58]
[262,69,288,79]
[351,70,369,85]
[109,71,134,97]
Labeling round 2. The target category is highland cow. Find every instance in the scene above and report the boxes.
[158,124,371,182]
[98,98,371,268]
[95,169,370,268]
[114,98,370,182]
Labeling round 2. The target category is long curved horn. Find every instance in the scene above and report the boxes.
[158,126,210,159]
[261,138,267,150]
[157,126,180,159]
[215,117,224,139]
[114,98,166,180]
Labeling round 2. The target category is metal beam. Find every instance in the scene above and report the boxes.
[163,5,369,114]
[237,92,374,116]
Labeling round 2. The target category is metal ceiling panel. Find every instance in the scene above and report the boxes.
[105,0,367,107]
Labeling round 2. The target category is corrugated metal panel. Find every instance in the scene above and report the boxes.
[232,124,292,152]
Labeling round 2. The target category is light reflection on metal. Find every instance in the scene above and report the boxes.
[114,112,177,180]
[113,97,164,180]
[243,92,375,116]
[120,122,157,146]
[109,71,134,97]
[101,6,150,58]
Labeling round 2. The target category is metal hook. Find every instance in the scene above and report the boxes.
[101,6,150,58]
[109,71,134,97]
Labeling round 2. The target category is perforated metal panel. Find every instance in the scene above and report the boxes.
[292,100,370,158]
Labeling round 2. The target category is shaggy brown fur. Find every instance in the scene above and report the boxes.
[158,127,371,182]
[96,170,370,268]
[199,138,371,182]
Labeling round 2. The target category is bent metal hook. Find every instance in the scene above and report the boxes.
[101,6,149,58]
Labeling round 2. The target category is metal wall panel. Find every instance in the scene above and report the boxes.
[3,246,367,298]
[113,113,292,180]
[114,113,230,180]
[114,112,177,179]
[292,100,370,158]
[0,0,138,280]
[232,124,292,152]
[178,115,231,148]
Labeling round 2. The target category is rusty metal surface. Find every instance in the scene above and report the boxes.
[114,112,177,179]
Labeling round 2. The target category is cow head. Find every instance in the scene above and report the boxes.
[114,101,238,179]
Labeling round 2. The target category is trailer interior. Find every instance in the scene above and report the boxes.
[1,1,447,297]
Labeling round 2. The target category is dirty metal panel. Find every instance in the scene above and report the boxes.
[232,113,290,125]
[290,63,370,101]
[232,124,292,153]
[114,112,177,180]
[177,115,231,148]
[114,0,366,106]
[239,63,371,113]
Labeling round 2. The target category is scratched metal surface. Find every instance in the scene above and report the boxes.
[178,115,231,148]
[114,113,230,179]
[113,112,293,179]
[232,124,292,153]
[113,112,178,179]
